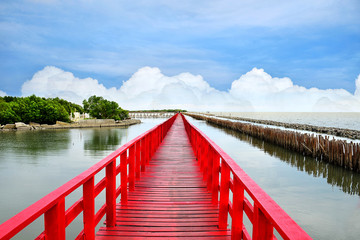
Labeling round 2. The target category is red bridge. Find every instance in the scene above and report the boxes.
[0,114,311,240]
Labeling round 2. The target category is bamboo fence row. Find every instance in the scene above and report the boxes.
[186,113,360,172]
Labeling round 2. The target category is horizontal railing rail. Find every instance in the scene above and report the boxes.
[181,114,312,240]
[0,114,178,240]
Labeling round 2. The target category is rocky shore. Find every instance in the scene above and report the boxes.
[0,119,141,131]
[203,114,360,140]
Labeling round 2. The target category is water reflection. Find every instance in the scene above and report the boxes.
[0,130,70,155]
[84,128,124,152]
[208,122,360,196]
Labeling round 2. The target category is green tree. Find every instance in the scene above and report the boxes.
[0,95,71,124]
[53,97,84,114]
[83,95,128,120]
[0,101,20,124]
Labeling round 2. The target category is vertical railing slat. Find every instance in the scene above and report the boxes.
[105,160,116,227]
[120,152,128,205]
[135,141,141,179]
[231,177,245,239]
[83,177,95,240]
[207,146,213,191]
[252,203,274,240]
[219,160,230,229]
[211,152,220,204]
[203,143,209,182]
[141,138,145,172]
[129,145,135,191]
[146,135,150,164]
[44,198,65,240]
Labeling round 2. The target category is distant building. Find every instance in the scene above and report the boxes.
[70,112,90,122]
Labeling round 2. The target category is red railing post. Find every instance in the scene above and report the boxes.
[211,152,220,204]
[203,143,209,181]
[141,138,146,172]
[135,141,141,179]
[83,177,95,240]
[144,135,148,165]
[120,152,128,205]
[219,161,230,229]
[195,134,200,159]
[152,131,156,156]
[156,127,159,148]
[231,177,244,239]
[207,146,213,191]
[252,203,273,240]
[105,160,116,227]
[197,136,201,165]
[199,138,205,170]
[161,125,164,142]
[149,132,153,157]
[160,125,163,142]
[153,129,156,151]
[129,145,135,191]
[44,198,65,240]
[147,134,151,164]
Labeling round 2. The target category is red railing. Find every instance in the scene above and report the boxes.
[181,114,312,240]
[0,114,178,240]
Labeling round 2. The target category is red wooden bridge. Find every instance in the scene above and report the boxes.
[0,114,312,240]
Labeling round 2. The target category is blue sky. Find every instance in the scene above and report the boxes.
[1,0,360,111]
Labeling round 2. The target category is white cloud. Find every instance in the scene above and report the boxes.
[21,66,360,112]
[0,90,7,97]
[21,66,120,104]
[230,68,360,112]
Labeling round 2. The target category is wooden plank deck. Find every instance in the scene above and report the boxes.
[96,116,231,239]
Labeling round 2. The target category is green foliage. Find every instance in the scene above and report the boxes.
[0,101,20,124]
[52,97,84,114]
[0,95,73,125]
[83,95,128,120]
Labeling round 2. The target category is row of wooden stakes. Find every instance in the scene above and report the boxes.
[186,113,360,173]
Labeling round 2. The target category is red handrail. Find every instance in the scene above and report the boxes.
[0,114,178,240]
[181,114,312,240]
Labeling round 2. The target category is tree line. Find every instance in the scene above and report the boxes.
[0,95,129,125]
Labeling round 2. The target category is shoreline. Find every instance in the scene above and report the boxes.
[0,119,141,132]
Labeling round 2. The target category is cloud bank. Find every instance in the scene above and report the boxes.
[0,90,7,97]
[20,66,360,112]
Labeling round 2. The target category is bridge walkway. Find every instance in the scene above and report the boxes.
[96,116,231,239]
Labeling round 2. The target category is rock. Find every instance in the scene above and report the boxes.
[56,121,70,125]
[29,122,41,126]
[15,122,27,128]
[16,126,32,131]
[3,124,16,129]
[14,122,31,130]
[32,125,42,130]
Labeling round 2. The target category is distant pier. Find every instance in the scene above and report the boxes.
[129,112,176,118]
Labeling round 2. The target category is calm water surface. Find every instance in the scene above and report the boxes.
[1,116,360,239]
